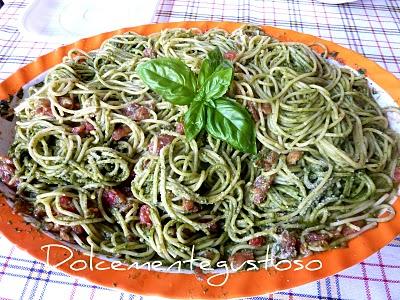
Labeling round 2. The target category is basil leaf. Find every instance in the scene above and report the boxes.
[184,101,206,141]
[136,58,197,105]
[198,47,223,86]
[197,61,233,102]
[205,97,257,154]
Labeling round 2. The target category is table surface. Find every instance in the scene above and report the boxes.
[0,0,400,299]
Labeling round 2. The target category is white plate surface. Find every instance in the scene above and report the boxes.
[19,0,159,43]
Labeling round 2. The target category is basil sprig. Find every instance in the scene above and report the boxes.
[136,48,257,154]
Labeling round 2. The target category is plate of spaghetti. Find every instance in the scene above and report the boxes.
[0,21,400,299]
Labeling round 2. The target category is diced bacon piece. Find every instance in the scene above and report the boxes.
[300,243,313,257]
[254,175,274,193]
[206,221,219,233]
[122,103,150,121]
[252,175,275,205]
[304,231,330,243]
[0,155,12,165]
[143,48,156,58]
[224,51,237,61]
[393,167,400,183]
[287,151,303,165]
[199,250,214,260]
[144,100,156,111]
[248,236,265,247]
[176,122,185,135]
[35,99,53,116]
[59,196,77,213]
[246,102,259,122]
[42,222,55,231]
[261,103,272,115]
[341,220,366,236]
[13,199,33,215]
[148,134,175,155]
[71,121,95,136]
[33,205,46,219]
[71,124,85,135]
[139,204,152,227]
[198,217,219,233]
[119,185,133,197]
[112,125,131,141]
[194,266,207,281]
[260,162,272,172]
[0,155,17,187]
[87,207,101,218]
[252,188,266,205]
[59,226,73,242]
[58,96,79,110]
[182,199,199,213]
[255,150,278,171]
[71,225,85,235]
[279,230,298,259]
[199,219,219,233]
[265,151,279,165]
[228,251,254,269]
[51,223,61,232]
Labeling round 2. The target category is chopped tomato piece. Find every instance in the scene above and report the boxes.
[0,155,18,187]
[393,167,400,183]
[71,124,85,135]
[279,230,298,259]
[248,236,265,247]
[228,251,254,269]
[224,51,237,61]
[139,204,152,227]
[176,122,185,135]
[102,189,123,206]
[59,196,77,213]
[84,121,95,131]
[143,48,156,58]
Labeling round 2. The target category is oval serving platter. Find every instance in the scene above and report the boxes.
[0,21,400,299]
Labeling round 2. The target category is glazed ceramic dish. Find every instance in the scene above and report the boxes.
[0,22,400,299]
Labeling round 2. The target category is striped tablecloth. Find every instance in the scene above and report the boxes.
[0,0,400,299]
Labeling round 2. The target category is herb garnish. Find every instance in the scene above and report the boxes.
[136,48,257,154]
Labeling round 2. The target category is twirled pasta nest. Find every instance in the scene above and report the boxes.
[3,25,399,271]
